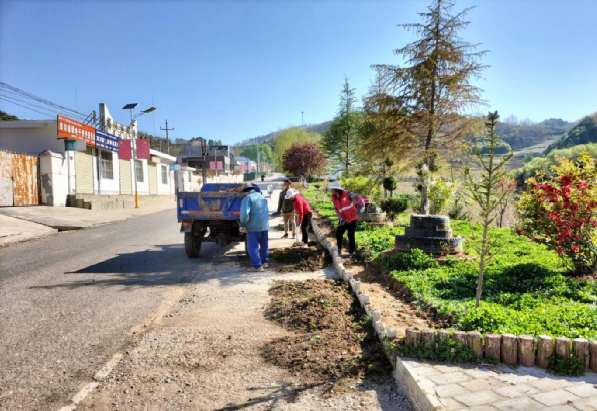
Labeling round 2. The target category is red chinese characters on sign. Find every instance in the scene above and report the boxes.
[119,139,132,160]
[57,115,96,146]
[136,139,150,160]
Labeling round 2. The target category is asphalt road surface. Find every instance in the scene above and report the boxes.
[0,209,219,411]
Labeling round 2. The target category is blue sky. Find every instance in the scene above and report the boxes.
[1,0,596,145]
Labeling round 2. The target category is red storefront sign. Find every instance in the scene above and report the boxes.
[57,115,96,146]
[136,139,150,160]
[119,139,132,160]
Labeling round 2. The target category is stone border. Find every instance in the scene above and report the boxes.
[310,219,442,411]
[403,328,597,372]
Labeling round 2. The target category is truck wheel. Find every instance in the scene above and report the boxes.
[185,232,202,258]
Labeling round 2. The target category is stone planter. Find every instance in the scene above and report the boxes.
[357,212,387,223]
[395,215,463,255]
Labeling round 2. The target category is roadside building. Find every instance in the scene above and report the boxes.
[0,103,175,208]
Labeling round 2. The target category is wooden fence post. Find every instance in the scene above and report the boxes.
[518,335,535,367]
[485,334,501,361]
[453,331,467,347]
[501,334,518,365]
[421,329,435,345]
[405,328,420,347]
[537,335,553,368]
[555,337,570,358]
[437,330,450,343]
[573,338,589,370]
[467,331,483,358]
[590,341,597,373]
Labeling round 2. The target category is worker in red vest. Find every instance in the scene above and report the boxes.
[284,188,312,247]
[329,181,365,256]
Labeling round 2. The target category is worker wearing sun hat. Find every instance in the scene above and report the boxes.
[329,181,365,256]
[240,182,269,271]
[285,188,312,247]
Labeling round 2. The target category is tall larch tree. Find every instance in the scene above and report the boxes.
[321,77,363,174]
[371,0,487,214]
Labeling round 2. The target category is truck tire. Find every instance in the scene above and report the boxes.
[185,232,202,258]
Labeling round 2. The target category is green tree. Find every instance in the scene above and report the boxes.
[0,110,19,120]
[371,0,487,215]
[242,143,272,163]
[208,139,223,147]
[383,176,397,197]
[464,111,513,307]
[321,77,363,174]
[272,127,320,170]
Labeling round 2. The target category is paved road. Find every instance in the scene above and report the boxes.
[0,209,221,411]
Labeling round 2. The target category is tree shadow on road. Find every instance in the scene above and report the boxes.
[212,381,321,411]
[28,243,270,291]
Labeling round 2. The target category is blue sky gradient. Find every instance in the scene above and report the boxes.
[1,0,596,144]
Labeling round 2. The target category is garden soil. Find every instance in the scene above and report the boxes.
[262,280,391,390]
[310,209,434,337]
[80,241,413,411]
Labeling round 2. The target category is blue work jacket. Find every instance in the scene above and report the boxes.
[239,189,270,232]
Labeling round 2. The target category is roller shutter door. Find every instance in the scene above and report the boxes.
[148,162,158,194]
[75,147,94,194]
[119,159,132,194]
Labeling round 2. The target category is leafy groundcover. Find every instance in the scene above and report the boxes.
[304,187,597,340]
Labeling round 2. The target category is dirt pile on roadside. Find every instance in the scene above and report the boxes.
[261,280,391,387]
[269,242,331,272]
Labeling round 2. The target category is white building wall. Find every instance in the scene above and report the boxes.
[0,121,64,154]
[157,163,171,195]
[131,159,150,195]
[92,148,120,195]
[39,151,69,206]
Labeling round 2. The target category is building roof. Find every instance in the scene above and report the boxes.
[149,149,176,162]
[0,120,57,130]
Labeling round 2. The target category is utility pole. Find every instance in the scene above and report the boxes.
[160,119,174,155]
[301,111,304,127]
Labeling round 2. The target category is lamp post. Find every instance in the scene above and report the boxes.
[123,103,156,208]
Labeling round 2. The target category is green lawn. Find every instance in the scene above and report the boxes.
[304,187,597,340]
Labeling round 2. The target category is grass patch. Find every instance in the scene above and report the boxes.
[303,186,597,340]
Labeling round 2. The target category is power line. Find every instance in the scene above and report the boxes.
[0,97,56,119]
[0,82,89,120]
[0,93,73,119]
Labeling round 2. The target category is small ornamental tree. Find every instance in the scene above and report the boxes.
[517,152,597,275]
[282,143,328,187]
[383,176,397,197]
[465,111,513,307]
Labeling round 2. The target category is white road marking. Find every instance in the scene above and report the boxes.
[93,352,123,381]
[56,266,207,410]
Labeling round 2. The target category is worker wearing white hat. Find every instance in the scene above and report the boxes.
[329,181,365,256]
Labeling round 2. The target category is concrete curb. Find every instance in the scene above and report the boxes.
[311,218,441,411]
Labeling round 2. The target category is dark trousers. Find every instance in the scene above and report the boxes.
[337,220,356,253]
[301,213,312,244]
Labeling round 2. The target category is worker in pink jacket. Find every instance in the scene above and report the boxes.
[285,189,312,247]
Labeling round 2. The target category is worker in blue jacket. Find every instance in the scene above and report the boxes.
[239,182,270,271]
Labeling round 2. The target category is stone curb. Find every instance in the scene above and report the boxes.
[310,219,441,411]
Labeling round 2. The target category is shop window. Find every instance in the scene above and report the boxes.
[161,165,168,184]
[135,160,144,182]
[100,151,114,180]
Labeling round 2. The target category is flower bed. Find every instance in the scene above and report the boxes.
[303,187,597,341]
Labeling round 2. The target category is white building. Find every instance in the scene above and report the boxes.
[0,103,175,208]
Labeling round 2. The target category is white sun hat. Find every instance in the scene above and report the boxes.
[329,181,344,190]
[284,188,296,200]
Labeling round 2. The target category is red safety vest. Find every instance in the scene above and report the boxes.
[332,191,358,223]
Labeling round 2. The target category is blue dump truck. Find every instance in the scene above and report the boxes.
[177,183,261,258]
